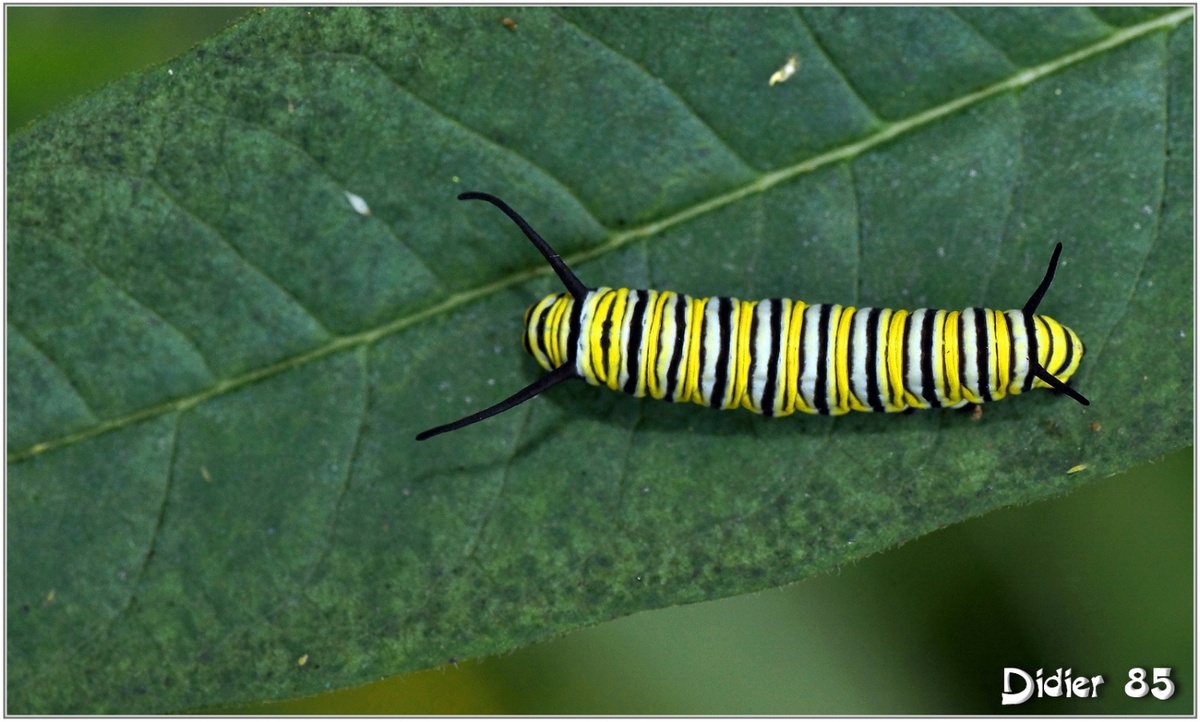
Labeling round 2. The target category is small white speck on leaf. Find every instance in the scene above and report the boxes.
[769,55,799,86]
[168,68,174,76]
[345,191,371,215]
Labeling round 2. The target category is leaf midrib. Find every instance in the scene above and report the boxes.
[9,7,1191,465]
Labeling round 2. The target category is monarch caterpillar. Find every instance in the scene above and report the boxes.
[416,192,1088,440]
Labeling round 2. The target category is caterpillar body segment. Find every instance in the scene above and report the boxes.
[415,193,1088,441]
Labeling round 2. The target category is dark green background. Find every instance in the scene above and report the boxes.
[7,7,1192,713]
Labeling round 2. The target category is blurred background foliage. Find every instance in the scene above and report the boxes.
[8,7,1191,714]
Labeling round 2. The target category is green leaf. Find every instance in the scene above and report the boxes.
[7,7,1193,713]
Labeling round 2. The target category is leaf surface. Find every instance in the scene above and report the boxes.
[7,7,1193,713]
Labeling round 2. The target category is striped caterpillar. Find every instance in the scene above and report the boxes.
[417,192,1087,440]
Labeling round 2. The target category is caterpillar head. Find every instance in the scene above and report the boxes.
[1029,316,1085,390]
[1021,244,1089,405]
[522,292,577,372]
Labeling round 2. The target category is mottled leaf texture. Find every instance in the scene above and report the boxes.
[7,7,1192,713]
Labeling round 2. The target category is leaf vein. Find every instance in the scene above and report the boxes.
[846,162,864,306]
[553,10,758,174]
[326,49,610,229]
[1074,33,1174,389]
[49,227,219,381]
[946,8,1019,69]
[982,91,1026,304]
[791,8,887,127]
[206,105,451,297]
[305,344,371,584]
[146,175,337,340]
[24,411,182,691]
[6,322,100,423]
[1082,7,1120,32]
